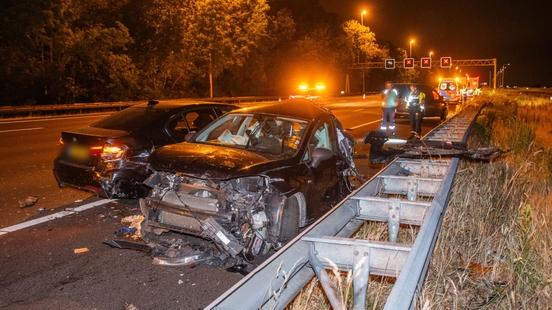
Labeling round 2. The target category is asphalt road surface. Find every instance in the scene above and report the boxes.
[0,97,449,309]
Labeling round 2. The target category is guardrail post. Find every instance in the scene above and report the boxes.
[309,246,344,309]
[353,246,370,310]
[387,199,401,243]
[406,177,418,201]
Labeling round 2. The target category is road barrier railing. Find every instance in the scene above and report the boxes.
[0,96,281,118]
[206,105,482,310]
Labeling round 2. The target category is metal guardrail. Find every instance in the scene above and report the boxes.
[206,106,482,310]
[0,96,282,118]
[0,101,141,117]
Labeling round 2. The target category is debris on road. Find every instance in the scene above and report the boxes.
[18,196,38,208]
[363,131,507,164]
[120,215,144,239]
[74,248,89,254]
[114,227,137,237]
[103,239,152,253]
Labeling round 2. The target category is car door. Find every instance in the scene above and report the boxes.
[165,107,219,143]
[302,117,342,220]
[418,86,434,116]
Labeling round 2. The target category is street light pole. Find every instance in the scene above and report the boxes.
[209,53,213,98]
[501,63,510,87]
[409,40,414,58]
[361,11,366,25]
[498,63,510,88]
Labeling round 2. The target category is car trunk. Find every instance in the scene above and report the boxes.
[59,127,127,166]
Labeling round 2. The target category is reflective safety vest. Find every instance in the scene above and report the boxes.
[408,91,425,108]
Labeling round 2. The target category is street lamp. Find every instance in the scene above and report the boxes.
[361,11,367,25]
[429,51,433,59]
[409,40,415,58]
[501,63,510,87]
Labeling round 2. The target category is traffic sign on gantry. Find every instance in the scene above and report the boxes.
[404,58,414,69]
[385,59,395,69]
[440,57,452,68]
[421,57,431,68]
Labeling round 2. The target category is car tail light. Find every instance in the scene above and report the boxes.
[90,146,103,156]
[100,145,126,161]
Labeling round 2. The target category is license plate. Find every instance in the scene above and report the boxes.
[67,144,90,161]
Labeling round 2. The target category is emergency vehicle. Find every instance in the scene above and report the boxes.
[438,77,464,102]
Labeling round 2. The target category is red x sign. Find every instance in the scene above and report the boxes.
[421,57,431,68]
[404,58,414,69]
[440,57,452,68]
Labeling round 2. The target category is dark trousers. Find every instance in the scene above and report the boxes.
[409,107,423,134]
[380,108,395,134]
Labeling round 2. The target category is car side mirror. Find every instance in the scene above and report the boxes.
[311,147,333,168]
[184,132,196,142]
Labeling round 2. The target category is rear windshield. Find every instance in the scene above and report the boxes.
[91,106,166,132]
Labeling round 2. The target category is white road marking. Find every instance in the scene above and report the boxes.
[345,119,381,131]
[0,127,44,133]
[0,199,110,235]
[353,109,364,112]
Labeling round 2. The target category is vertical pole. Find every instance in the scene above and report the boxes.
[345,74,350,94]
[362,70,365,95]
[209,53,213,98]
[493,58,497,89]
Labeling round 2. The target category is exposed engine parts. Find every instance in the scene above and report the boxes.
[138,171,287,264]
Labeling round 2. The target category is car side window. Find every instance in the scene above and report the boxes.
[303,119,336,161]
[167,108,216,142]
[432,90,440,100]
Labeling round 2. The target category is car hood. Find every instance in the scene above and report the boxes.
[148,143,287,180]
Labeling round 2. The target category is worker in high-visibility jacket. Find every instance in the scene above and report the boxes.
[380,81,398,136]
[407,84,425,139]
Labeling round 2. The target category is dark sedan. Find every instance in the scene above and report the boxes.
[53,100,236,198]
[139,99,358,262]
[394,83,448,121]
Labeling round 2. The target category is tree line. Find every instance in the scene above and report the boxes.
[1,0,417,105]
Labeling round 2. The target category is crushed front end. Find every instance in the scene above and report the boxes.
[140,170,284,262]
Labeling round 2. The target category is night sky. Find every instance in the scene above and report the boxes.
[319,0,552,87]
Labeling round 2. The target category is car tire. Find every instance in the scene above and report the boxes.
[440,108,448,122]
[278,193,300,243]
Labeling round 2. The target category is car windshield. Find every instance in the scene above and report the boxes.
[90,106,166,132]
[195,113,308,157]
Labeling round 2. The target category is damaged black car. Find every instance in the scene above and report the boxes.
[53,100,236,198]
[139,99,358,263]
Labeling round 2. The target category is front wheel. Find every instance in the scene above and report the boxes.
[278,194,300,243]
[440,108,448,122]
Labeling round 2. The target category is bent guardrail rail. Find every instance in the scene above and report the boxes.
[206,105,482,310]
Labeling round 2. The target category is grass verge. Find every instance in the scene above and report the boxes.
[286,92,552,309]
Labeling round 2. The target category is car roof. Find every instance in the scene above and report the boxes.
[228,99,332,121]
[393,83,436,90]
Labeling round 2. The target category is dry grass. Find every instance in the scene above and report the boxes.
[286,92,552,309]
[420,92,552,309]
